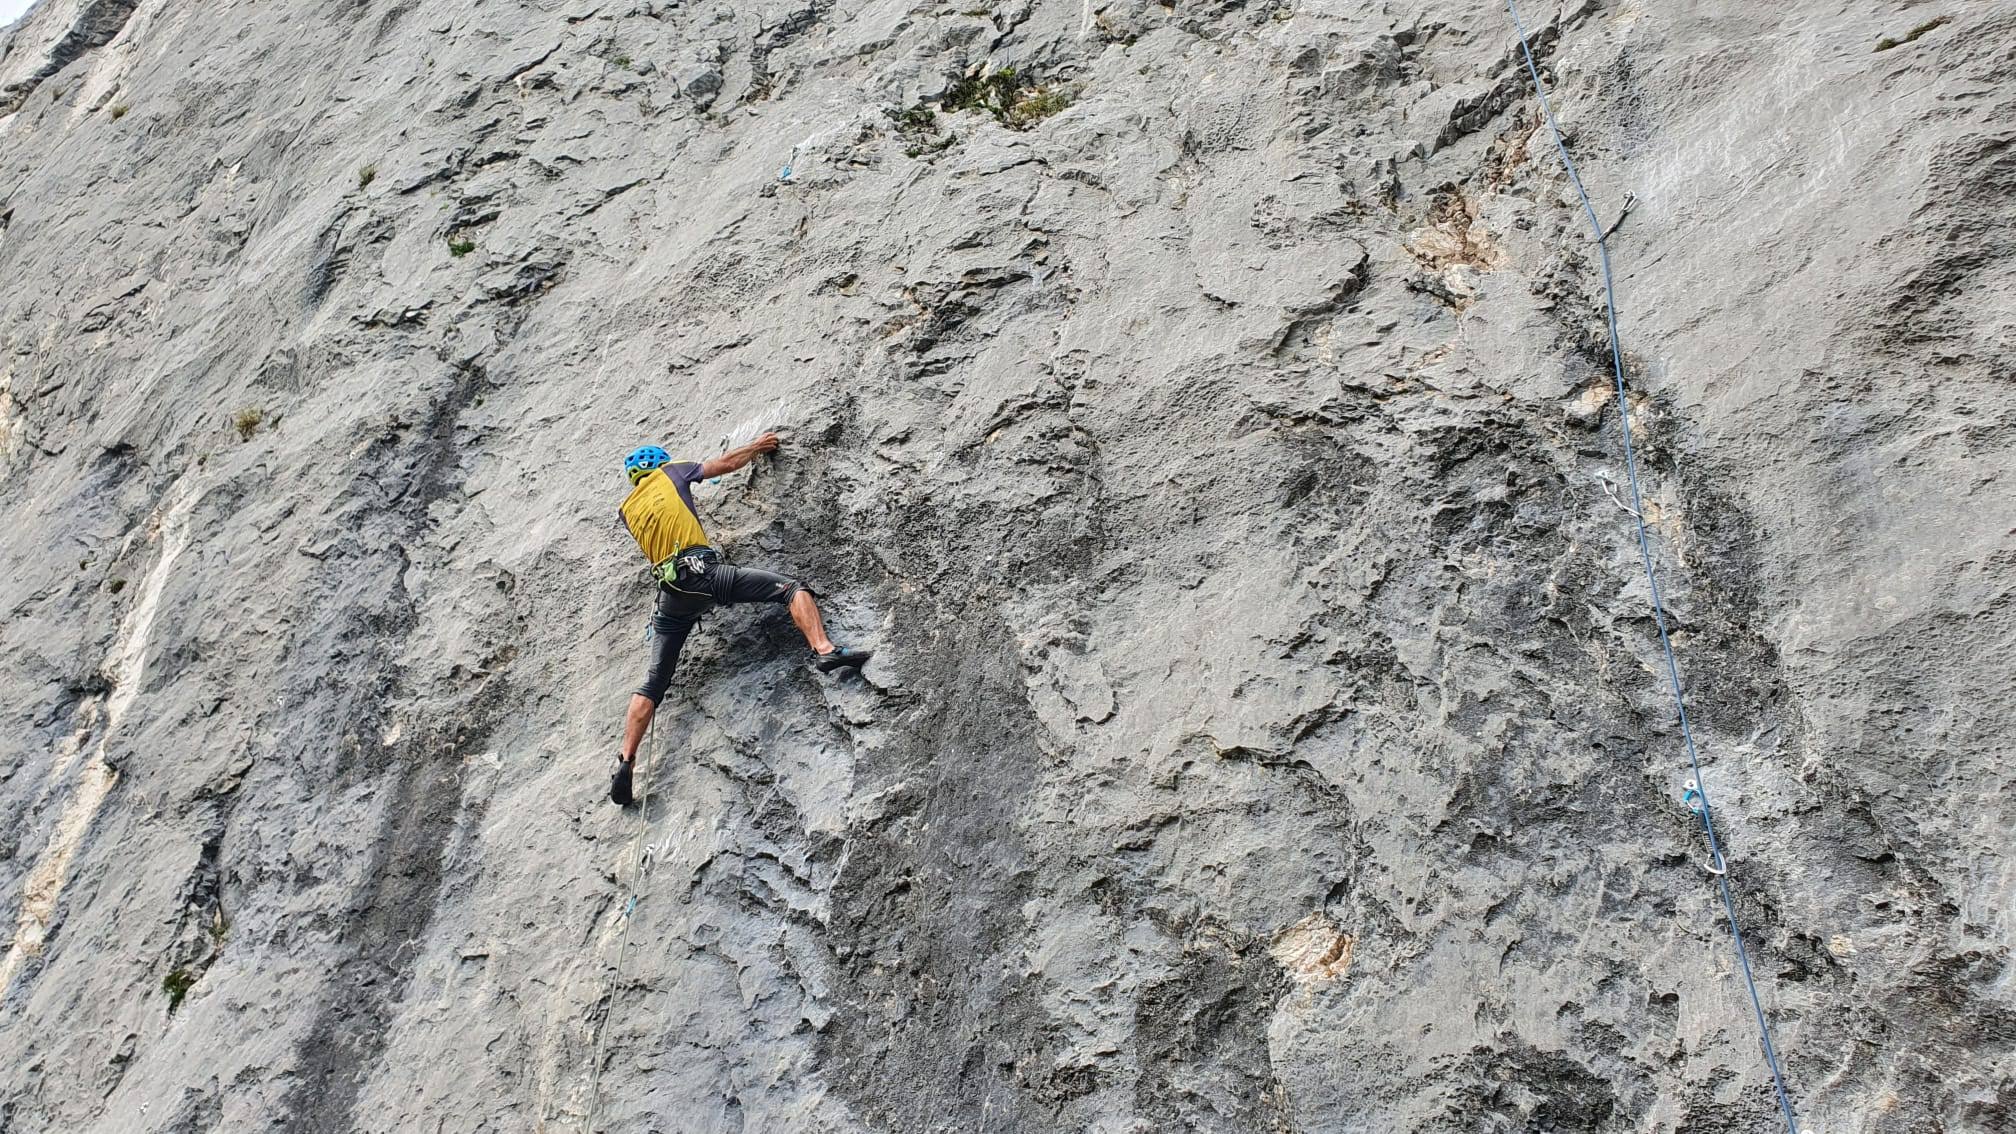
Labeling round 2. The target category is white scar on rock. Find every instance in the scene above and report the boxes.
[0,483,196,995]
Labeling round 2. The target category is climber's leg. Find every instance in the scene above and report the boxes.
[619,693,656,762]
[805,587,870,672]
[786,587,834,656]
[707,562,871,672]
[611,588,704,806]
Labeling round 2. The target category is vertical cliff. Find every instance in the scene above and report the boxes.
[1,0,2011,1130]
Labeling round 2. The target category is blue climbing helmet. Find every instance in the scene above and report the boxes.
[624,444,670,486]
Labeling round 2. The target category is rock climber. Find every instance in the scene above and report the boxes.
[609,433,869,806]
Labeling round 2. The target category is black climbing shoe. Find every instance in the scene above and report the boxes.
[609,756,635,807]
[813,646,872,674]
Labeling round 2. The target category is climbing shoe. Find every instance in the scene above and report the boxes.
[813,646,872,674]
[609,756,635,807]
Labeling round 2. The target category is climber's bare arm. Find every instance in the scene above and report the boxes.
[699,432,780,478]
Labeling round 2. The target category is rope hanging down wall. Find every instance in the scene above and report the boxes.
[1501,3,1803,1131]
[582,715,664,1133]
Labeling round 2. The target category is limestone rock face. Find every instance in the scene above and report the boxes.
[1,1,2011,1131]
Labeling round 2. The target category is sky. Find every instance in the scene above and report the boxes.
[0,0,33,30]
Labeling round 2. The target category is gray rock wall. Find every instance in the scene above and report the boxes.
[0,0,2010,1131]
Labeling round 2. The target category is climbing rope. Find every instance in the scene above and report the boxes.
[583,713,657,1133]
[1502,3,1802,1131]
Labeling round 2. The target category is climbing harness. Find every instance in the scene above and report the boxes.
[1503,3,1802,1131]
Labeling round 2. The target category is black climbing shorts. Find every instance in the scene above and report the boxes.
[634,549,804,705]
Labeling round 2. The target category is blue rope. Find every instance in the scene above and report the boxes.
[1502,4,1801,1130]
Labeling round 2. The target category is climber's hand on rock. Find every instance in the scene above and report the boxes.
[702,433,783,478]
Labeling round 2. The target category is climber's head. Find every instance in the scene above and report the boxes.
[624,444,670,486]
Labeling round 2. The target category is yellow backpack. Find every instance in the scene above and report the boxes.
[619,467,709,582]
